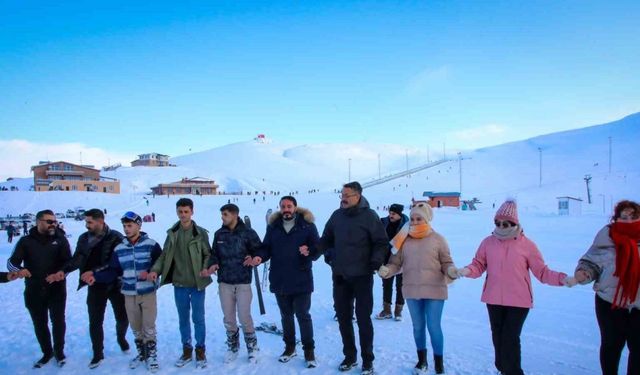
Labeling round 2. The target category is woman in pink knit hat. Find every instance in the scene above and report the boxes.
[451,199,570,375]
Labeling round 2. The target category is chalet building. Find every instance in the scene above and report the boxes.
[557,196,583,216]
[31,161,120,193]
[131,153,171,167]
[151,177,219,196]
[422,191,461,208]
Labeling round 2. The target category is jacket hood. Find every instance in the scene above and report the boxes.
[267,207,315,225]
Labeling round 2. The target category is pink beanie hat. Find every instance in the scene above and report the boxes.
[495,199,519,225]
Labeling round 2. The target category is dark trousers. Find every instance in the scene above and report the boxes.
[275,293,315,350]
[24,283,67,357]
[487,304,529,375]
[382,274,404,306]
[333,273,375,364]
[595,295,640,375]
[87,283,129,356]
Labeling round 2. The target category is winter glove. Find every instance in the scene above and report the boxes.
[563,276,578,287]
[456,267,471,278]
[446,266,459,279]
[378,265,390,278]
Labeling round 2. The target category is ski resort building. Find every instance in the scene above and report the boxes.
[31,161,120,193]
[422,191,461,208]
[557,196,583,216]
[131,153,172,167]
[151,177,220,196]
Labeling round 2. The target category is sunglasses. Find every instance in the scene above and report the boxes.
[494,220,516,228]
[40,219,58,225]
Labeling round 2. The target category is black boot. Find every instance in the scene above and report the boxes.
[129,339,146,369]
[414,349,427,373]
[434,354,444,374]
[278,343,297,363]
[146,340,159,372]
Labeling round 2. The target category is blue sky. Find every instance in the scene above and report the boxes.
[1,0,639,163]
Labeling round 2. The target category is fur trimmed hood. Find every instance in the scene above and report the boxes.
[267,207,315,225]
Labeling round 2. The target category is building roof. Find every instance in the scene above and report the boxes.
[137,153,169,158]
[31,161,98,172]
[422,191,461,197]
[556,196,583,201]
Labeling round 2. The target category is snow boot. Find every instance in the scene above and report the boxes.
[304,347,317,368]
[55,353,66,368]
[375,303,392,320]
[224,329,240,363]
[174,345,192,367]
[361,360,374,375]
[434,354,444,374]
[145,340,159,373]
[339,357,358,372]
[245,332,259,364]
[278,343,297,363]
[394,304,404,321]
[195,346,207,368]
[88,352,104,369]
[33,353,53,369]
[129,339,146,369]
[413,349,427,374]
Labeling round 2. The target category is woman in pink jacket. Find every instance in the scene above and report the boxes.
[452,199,569,375]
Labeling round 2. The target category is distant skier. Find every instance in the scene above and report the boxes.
[6,222,14,243]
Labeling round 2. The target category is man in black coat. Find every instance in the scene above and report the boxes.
[253,196,320,367]
[54,208,129,368]
[317,182,388,375]
[7,209,71,368]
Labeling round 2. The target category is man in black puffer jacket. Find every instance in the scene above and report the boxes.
[58,208,128,368]
[207,204,262,363]
[317,181,388,375]
[253,196,320,367]
[7,209,71,368]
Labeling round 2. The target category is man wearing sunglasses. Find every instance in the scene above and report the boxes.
[54,208,129,369]
[7,209,71,368]
[317,181,388,375]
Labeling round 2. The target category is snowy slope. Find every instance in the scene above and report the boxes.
[0,113,639,374]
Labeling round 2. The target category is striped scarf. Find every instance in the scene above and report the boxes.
[389,222,431,255]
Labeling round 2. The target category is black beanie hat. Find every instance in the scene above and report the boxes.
[389,203,404,215]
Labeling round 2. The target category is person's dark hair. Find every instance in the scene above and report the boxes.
[84,208,105,220]
[343,181,362,194]
[220,203,239,214]
[611,200,640,222]
[176,198,194,210]
[280,195,297,207]
[36,209,54,220]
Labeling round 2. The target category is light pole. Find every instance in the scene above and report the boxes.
[538,147,542,187]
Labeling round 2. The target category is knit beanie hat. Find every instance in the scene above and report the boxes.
[389,203,404,215]
[410,202,433,223]
[494,199,519,225]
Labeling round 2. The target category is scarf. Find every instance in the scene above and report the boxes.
[610,221,640,308]
[492,224,522,240]
[389,222,431,255]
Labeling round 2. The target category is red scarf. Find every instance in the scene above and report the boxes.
[610,221,640,308]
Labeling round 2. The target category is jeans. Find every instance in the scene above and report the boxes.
[487,304,529,375]
[174,286,206,348]
[406,298,445,355]
[275,293,315,350]
[595,295,640,375]
[382,274,404,306]
[333,273,374,364]
[87,283,129,356]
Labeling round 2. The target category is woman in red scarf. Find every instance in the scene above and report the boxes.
[571,200,640,375]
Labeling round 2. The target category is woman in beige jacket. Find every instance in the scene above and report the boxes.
[378,202,456,375]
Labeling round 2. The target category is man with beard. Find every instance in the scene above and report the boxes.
[317,182,388,375]
[8,210,71,368]
[50,208,129,368]
[252,196,320,368]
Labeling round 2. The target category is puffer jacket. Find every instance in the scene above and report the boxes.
[385,230,454,300]
[576,225,640,309]
[465,233,566,308]
[318,196,388,278]
[258,207,320,295]
[209,219,262,285]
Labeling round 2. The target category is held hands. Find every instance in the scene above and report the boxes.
[199,269,209,277]
[451,267,471,278]
[299,245,310,257]
[7,272,18,281]
[563,276,578,287]
[146,271,158,282]
[377,265,390,278]
[17,268,32,278]
[80,271,94,284]
[242,256,262,267]
[45,271,65,284]
[446,266,459,279]
[575,270,589,283]
[207,264,219,276]
[139,271,149,280]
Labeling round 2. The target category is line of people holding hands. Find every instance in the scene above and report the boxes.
[4,182,639,375]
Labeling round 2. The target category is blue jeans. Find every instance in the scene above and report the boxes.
[174,287,206,348]
[406,298,445,355]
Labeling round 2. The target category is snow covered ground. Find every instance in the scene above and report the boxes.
[0,113,638,374]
